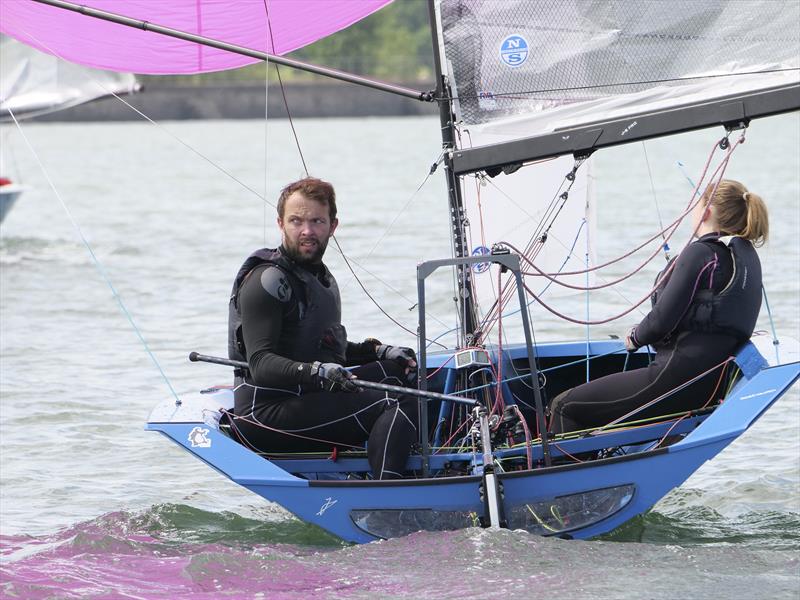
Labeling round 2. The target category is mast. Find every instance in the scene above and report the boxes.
[427,0,479,346]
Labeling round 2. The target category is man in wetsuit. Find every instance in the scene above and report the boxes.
[227,177,419,479]
[549,179,768,434]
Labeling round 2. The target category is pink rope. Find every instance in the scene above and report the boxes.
[477,133,742,336]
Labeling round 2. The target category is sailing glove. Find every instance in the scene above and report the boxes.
[376,344,417,369]
[346,337,382,364]
[310,361,361,393]
[624,327,640,353]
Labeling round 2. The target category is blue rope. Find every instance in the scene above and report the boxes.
[8,109,182,405]
[677,160,696,190]
[447,347,628,396]
[761,285,781,363]
[427,219,589,350]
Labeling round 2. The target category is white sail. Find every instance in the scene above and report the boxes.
[433,0,798,334]
[0,35,139,121]
[436,0,799,132]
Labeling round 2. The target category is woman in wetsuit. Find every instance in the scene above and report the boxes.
[549,179,769,434]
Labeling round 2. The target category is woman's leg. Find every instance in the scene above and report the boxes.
[549,336,735,434]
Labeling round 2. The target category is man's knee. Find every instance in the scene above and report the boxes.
[549,390,571,417]
[377,358,407,381]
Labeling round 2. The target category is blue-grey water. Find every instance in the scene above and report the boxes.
[1,114,798,599]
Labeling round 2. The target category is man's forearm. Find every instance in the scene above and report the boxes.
[248,349,314,388]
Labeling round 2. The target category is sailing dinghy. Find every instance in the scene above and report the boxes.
[3,0,798,544]
[0,33,139,223]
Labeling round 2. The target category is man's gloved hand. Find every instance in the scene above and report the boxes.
[311,361,361,393]
[376,345,417,371]
[624,327,640,353]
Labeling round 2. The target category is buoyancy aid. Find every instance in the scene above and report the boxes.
[227,247,347,366]
[679,235,762,340]
[651,235,762,343]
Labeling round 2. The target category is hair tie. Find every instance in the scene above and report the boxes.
[742,192,751,202]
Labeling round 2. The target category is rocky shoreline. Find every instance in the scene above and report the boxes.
[32,81,438,122]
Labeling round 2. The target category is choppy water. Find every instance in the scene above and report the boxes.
[1,115,798,598]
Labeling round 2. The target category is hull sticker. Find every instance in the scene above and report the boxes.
[188,426,212,448]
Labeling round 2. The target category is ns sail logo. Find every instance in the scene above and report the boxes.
[500,34,529,67]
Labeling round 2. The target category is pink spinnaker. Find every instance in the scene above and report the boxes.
[0,0,394,74]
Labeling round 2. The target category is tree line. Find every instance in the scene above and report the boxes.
[140,1,435,86]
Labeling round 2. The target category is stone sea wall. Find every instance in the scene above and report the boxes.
[33,81,438,122]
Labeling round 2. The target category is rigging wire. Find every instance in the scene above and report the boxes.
[333,236,447,348]
[263,2,270,246]
[338,149,443,296]
[761,287,782,364]
[476,159,588,337]
[519,147,741,326]
[260,3,446,342]
[18,24,443,369]
[17,25,274,206]
[510,132,736,290]
[530,136,723,278]
[523,179,728,325]
[95,88,274,207]
[263,0,308,175]
[641,141,671,261]
[479,218,589,343]
[6,108,182,404]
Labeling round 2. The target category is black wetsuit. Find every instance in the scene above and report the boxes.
[549,233,762,434]
[229,248,418,479]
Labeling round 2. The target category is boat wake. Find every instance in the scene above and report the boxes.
[0,236,89,266]
[2,502,797,599]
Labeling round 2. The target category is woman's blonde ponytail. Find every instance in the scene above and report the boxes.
[709,179,769,246]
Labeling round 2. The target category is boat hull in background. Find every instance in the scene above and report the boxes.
[0,184,24,224]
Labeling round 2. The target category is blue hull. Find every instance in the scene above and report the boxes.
[147,339,799,543]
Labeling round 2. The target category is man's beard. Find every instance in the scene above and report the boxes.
[283,236,329,265]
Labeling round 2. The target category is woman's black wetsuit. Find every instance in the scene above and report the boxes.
[549,233,762,434]
[228,250,418,479]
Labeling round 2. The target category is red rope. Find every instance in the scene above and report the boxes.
[477,133,742,334]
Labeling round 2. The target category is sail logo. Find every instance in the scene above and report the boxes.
[472,246,491,273]
[500,35,529,67]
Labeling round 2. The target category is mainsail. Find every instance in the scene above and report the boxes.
[431,0,800,335]
[433,0,799,173]
[0,35,139,121]
[437,0,799,134]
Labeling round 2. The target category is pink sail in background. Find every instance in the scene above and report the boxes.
[0,0,394,74]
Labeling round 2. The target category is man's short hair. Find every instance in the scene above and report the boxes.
[277,177,337,222]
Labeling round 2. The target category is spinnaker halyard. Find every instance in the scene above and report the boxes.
[3,0,798,544]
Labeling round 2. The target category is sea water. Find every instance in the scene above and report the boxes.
[1,114,798,599]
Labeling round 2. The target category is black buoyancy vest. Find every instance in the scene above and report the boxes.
[227,247,347,365]
[678,235,762,341]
